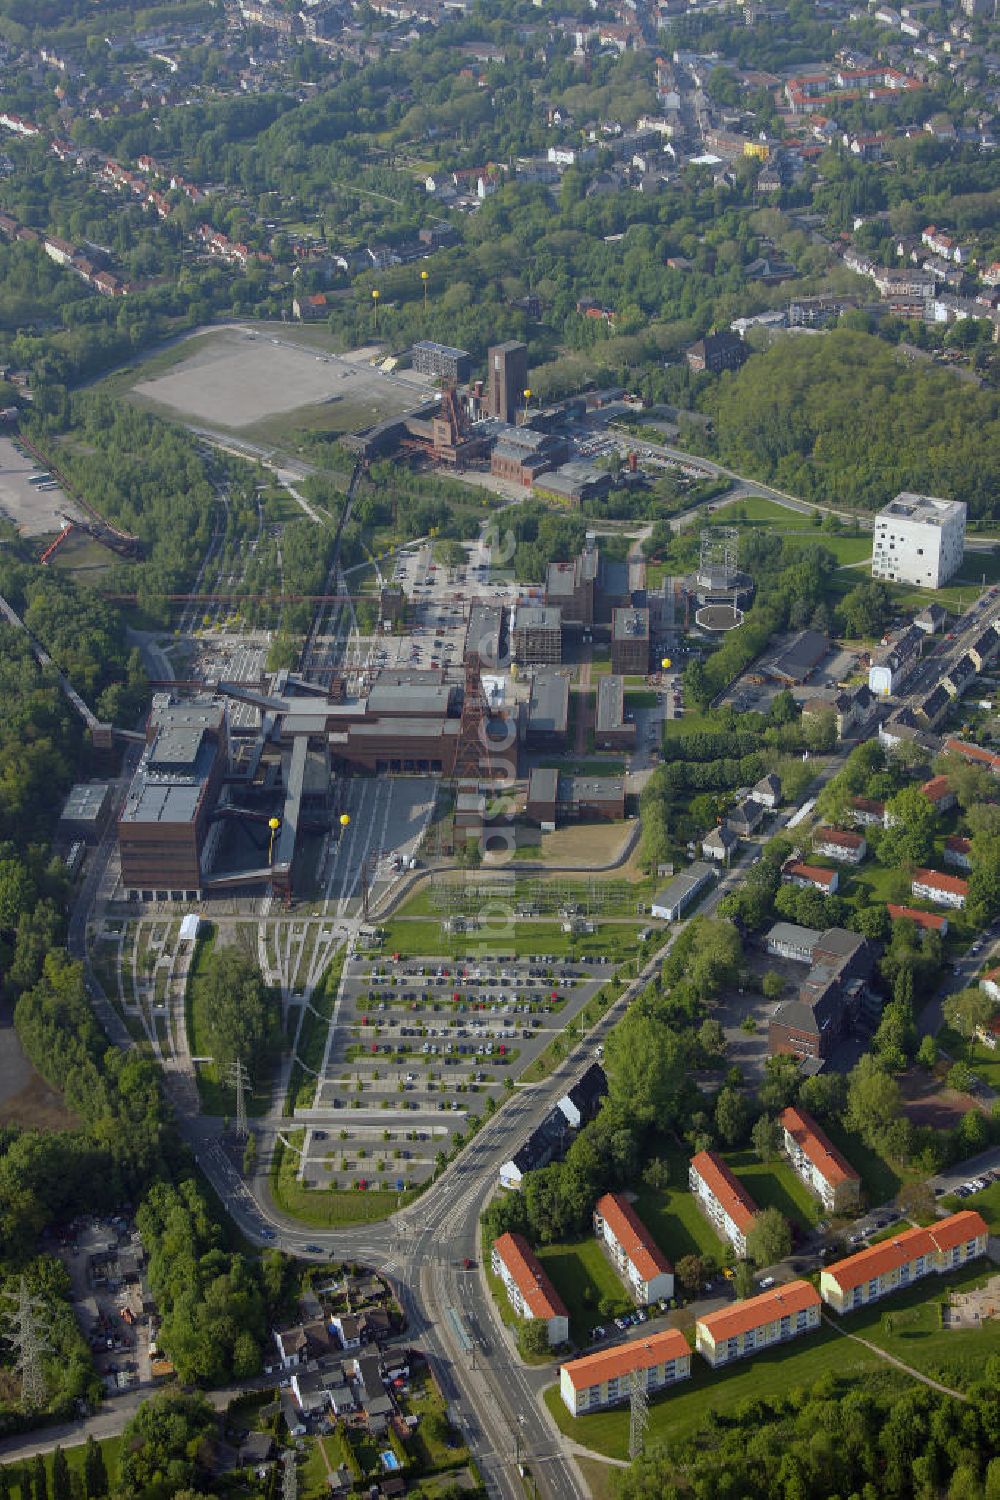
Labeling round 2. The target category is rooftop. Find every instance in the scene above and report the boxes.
[596,675,627,732]
[527,672,569,734]
[877,492,966,527]
[780,1106,859,1188]
[912,867,969,896]
[595,1193,672,1283]
[493,1232,568,1322]
[560,1328,690,1390]
[514,604,561,631]
[698,1280,820,1342]
[612,607,650,641]
[824,1211,987,1290]
[690,1149,758,1234]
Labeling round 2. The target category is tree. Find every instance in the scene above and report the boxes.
[674,1255,706,1295]
[714,1086,750,1147]
[758,1053,802,1113]
[916,1034,938,1071]
[83,1438,108,1500]
[30,1459,46,1500]
[50,1453,69,1500]
[732,1261,756,1299]
[896,1180,935,1224]
[845,1054,903,1148]
[762,971,784,1001]
[603,1010,690,1129]
[879,786,939,867]
[750,1113,782,1163]
[943,988,994,1060]
[117,1391,215,1496]
[697,1019,725,1061]
[517,1319,551,1359]
[746,1207,792,1268]
[198,943,277,1080]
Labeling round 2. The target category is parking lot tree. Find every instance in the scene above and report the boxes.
[851,905,891,942]
[761,971,784,1001]
[750,1113,782,1164]
[746,1206,792,1269]
[697,1018,726,1063]
[675,1255,707,1295]
[732,1261,756,1299]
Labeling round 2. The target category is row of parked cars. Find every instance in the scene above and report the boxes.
[952,1168,998,1198]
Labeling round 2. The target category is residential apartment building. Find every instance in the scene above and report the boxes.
[812,828,867,864]
[782,861,839,895]
[593,1193,674,1305]
[871,493,966,590]
[559,1329,691,1416]
[944,835,973,872]
[868,623,925,696]
[689,1150,758,1257]
[887,903,949,935]
[491,1233,569,1346]
[911,868,969,909]
[696,1281,822,1367]
[821,1211,989,1314]
[779,1106,861,1214]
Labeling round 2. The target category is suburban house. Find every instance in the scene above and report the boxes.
[556,1063,607,1130]
[779,1105,861,1214]
[727,798,765,837]
[911,868,969,910]
[920,775,956,812]
[944,835,972,872]
[944,738,1000,775]
[274,1319,336,1369]
[593,1193,674,1305]
[689,1150,758,1257]
[558,1329,691,1416]
[887,904,949,935]
[782,860,840,894]
[702,824,739,863]
[812,827,867,864]
[499,1109,570,1189]
[980,967,1000,1005]
[695,1281,821,1367]
[491,1233,569,1347]
[752,773,782,809]
[850,796,887,828]
[820,1211,989,1314]
[651,861,715,920]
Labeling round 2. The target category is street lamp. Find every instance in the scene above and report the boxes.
[372,288,380,334]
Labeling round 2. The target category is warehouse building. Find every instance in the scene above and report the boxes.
[59,781,115,844]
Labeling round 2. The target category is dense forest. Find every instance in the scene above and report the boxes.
[701,332,1000,517]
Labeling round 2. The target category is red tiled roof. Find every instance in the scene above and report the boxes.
[779,1106,859,1189]
[945,738,1000,770]
[595,1193,672,1284]
[921,776,953,803]
[815,827,865,849]
[824,1211,988,1291]
[785,861,837,887]
[493,1233,568,1322]
[698,1280,820,1342]
[945,835,972,854]
[887,905,947,931]
[851,796,885,815]
[560,1328,690,1390]
[912,868,969,897]
[690,1150,758,1235]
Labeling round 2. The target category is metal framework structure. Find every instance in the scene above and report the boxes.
[628,1366,649,1460]
[429,875,636,917]
[228,1059,251,1140]
[3,1276,50,1410]
[453,653,492,785]
[698,525,739,588]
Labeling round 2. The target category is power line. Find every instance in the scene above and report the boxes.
[3,1276,50,1411]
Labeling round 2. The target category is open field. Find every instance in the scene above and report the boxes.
[124,325,434,442]
[727,1149,823,1232]
[633,1149,730,1264]
[535,1236,632,1342]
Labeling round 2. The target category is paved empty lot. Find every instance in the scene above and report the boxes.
[133,329,432,431]
[0,435,79,536]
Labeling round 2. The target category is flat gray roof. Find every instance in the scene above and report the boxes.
[564,775,624,803]
[367,684,452,715]
[653,861,714,910]
[528,673,569,733]
[596,675,626,732]
[61,782,112,821]
[528,767,559,802]
[612,608,649,641]
[514,604,561,631]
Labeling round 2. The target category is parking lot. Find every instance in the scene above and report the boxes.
[297,953,613,1187]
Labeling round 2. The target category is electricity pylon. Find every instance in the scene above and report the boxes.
[628,1366,648,1460]
[228,1058,251,1140]
[3,1276,50,1410]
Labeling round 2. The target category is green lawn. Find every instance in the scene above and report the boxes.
[544,1326,893,1458]
[184,927,272,1117]
[2,1437,124,1489]
[821,1120,912,1206]
[840,1260,1000,1391]
[936,1024,1000,1090]
[727,1150,823,1231]
[270,1132,420,1226]
[941,1179,1000,1228]
[535,1237,632,1343]
[633,1151,730,1265]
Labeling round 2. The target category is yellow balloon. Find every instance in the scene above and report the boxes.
[661,657,672,670]
[339,814,351,828]
[268,817,281,831]
[372,289,380,300]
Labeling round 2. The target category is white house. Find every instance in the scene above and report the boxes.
[812,827,867,864]
[911,867,968,909]
[702,824,739,863]
[751,773,782,809]
[559,1329,691,1416]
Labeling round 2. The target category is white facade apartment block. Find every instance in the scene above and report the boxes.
[871,492,966,589]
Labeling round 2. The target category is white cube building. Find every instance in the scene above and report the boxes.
[871,493,966,590]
